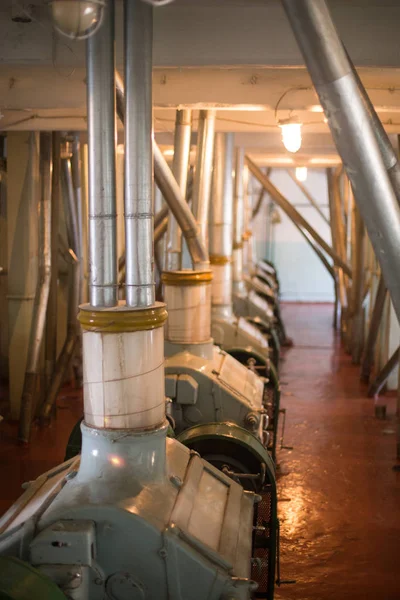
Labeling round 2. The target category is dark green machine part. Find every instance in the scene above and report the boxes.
[225,348,280,463]
[177,422,277,600]
[65,416,84,461]
[0,557,66,600]
[245,317,281,369]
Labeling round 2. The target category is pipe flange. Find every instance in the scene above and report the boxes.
[78,301,167,332]
[161,270,213,286]
[210,255,232,266]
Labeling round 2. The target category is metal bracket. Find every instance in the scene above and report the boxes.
[279,408,293,451]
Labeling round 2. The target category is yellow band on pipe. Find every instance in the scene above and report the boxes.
[161,270,213,286]
[78,302,168,332]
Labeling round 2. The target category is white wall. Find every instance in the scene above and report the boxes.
[253,169,334,302]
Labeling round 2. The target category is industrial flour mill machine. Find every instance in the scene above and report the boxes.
[0,1,283,599]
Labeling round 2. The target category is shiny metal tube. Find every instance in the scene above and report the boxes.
[191,110,216,257]
[247,156,352,277]
[282,0,400,322]
[165,110,192,271]
[153,143,209,270]
[62,160,81,267]
[155,216,168,244]
[233,148,246,292]
[44,132,60,395]
[210,133,234,259]
[87,0,117,308]
[346,51,400,205]
[115,72,208,271]
[19,132,53,442]
[124,0,154,307]
[71,135,84,302]
[233,148,245,248]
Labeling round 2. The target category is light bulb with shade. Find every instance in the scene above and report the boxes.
[280,122,302,154]
[48,0,106,40]
[295,166,308,182]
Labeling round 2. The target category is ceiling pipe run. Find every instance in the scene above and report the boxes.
[115,72,208,272]
[165,109,192,271]
[282,0,400,323]
[87,0,118,308]
[345,49,400,206]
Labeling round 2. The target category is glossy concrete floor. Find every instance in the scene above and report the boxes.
[0,303,399,599]
[276,303,400,600]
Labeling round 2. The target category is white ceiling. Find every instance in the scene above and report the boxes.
[1,1,400,164]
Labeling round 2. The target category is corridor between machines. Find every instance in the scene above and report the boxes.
[276,304,400,600]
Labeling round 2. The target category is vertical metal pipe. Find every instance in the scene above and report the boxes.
[19,132,52,442]
[191,110,216,258]
[44,132,60,396]
[210,133,234,317]
[124,0,154,307]
[165,109,192,272]
[115,71,208,272]
[233,147,245,293]
[282,0,400,324]
[71,135,84,302]
[210,133,234,260]
[87,0,117,308]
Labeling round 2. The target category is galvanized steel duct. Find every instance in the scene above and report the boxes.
[282,0,400,323]
[165,110,192,271]
[345,51,400,206]
[115,72,208,271]
[124,0,154,307]
[87,0,118,308]
[191,110,216,260]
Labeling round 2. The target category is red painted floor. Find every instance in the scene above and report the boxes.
[276,303,400,600]
[0,303,399,599]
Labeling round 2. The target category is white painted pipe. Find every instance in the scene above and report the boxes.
[82,314,166,430]
[163,273,212,344]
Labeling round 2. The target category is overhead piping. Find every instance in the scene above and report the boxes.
[125,0,154,307]
[87,0,118,308]
[191,109,216,260]
[210,133,234,318]
[232,147,246,294]
[282,0,400,322]
[115,72,208,271]
[165,109,192,271]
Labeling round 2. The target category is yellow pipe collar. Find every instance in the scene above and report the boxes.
[161,270,213,286]
[78,302,168,332]
[210,255,232,266]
